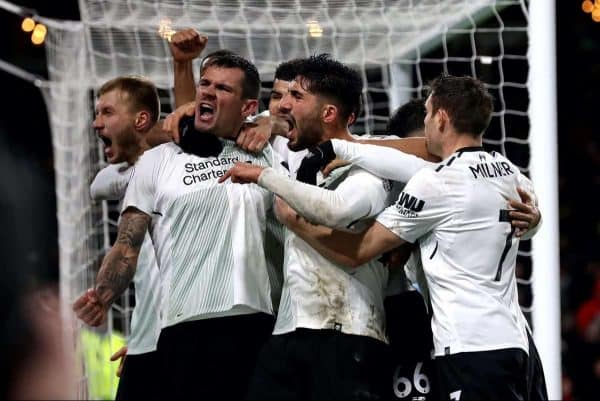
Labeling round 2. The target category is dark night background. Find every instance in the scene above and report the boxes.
[0,1,598,399]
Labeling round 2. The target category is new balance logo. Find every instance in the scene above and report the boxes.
[396,192,425,212]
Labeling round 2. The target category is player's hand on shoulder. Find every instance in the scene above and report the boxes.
[163,101,196,143]
[169,29,207,63]
[270,115,292,138]
[238,116,272,153]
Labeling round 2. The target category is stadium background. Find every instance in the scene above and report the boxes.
[0,1,597,399]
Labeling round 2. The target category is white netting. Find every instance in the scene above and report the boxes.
[41,0,532,398]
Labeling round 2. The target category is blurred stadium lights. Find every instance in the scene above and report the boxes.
[306,20,323,38]
[582,0,600,22]
[30,22,46,45]
[19,15,47,45]
[21,16,34,32]
[158,17,175,42]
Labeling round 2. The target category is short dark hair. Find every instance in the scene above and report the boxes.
[295,54,362,123]
[201,53,261,100]
[386,99,426,137]
[98,76,160,125]
[200,49,236,68]
[274,59,301,82]
[428,74,494,136]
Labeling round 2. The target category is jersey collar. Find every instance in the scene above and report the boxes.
[455,146,485,154]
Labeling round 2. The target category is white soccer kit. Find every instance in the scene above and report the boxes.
[90,162,162,354]
[331,139,433,302]
[376,147,536,356]
[257,163,398,343]
[271,135,308,179]
[122,141,280,328]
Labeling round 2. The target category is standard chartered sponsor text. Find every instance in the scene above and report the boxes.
[183,157,239,185]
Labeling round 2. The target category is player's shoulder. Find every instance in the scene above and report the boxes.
[402,165,445,199]
[345,162,384,182]
[487,149,519,166]
[227,140,276,167]
[412,163,442,183]
[141,142,179,159]
[134,143,180,175]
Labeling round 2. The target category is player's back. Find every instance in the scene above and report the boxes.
[415,147,529,357]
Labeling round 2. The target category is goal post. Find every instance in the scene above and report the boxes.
[528,0,561,398]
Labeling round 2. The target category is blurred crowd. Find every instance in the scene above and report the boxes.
[558,120,600,400]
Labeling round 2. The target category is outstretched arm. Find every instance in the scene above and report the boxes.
[275,197,405,268]
[220,163,388,228]
[358,137,440,162]
[73,207,150,326]
[331,138,437,183]
[169,28,207,107]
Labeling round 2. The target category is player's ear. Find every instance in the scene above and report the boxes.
[134,110,151,132]
[322,104,337,124]
[241,99,258,119]
[347,111,356,127]
[437,108,449,132]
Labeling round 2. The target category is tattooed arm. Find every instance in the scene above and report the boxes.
[73,207,151,326]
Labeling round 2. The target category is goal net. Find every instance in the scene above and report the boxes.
[41,0,533,398]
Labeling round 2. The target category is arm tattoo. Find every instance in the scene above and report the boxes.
[116,211,150,248]
[96,209,151,307]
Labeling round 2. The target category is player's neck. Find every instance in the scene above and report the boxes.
[324,125,354,142]
[126,140,150,166]
[441,132,482,160]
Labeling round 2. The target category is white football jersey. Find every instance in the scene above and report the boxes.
[270,164,398,343]
[377,147,534,356]
[122,141,279,328]
[271,135,308,179]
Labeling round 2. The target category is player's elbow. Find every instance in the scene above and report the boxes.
[321,203,365,229]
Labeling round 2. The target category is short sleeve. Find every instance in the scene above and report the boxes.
[121,148,161,216]
[90,162,133,201]
[376,168,451,243]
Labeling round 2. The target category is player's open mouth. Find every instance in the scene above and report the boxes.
[99,135,112,155]
[281,115,295,138]
[198,103,215,122]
